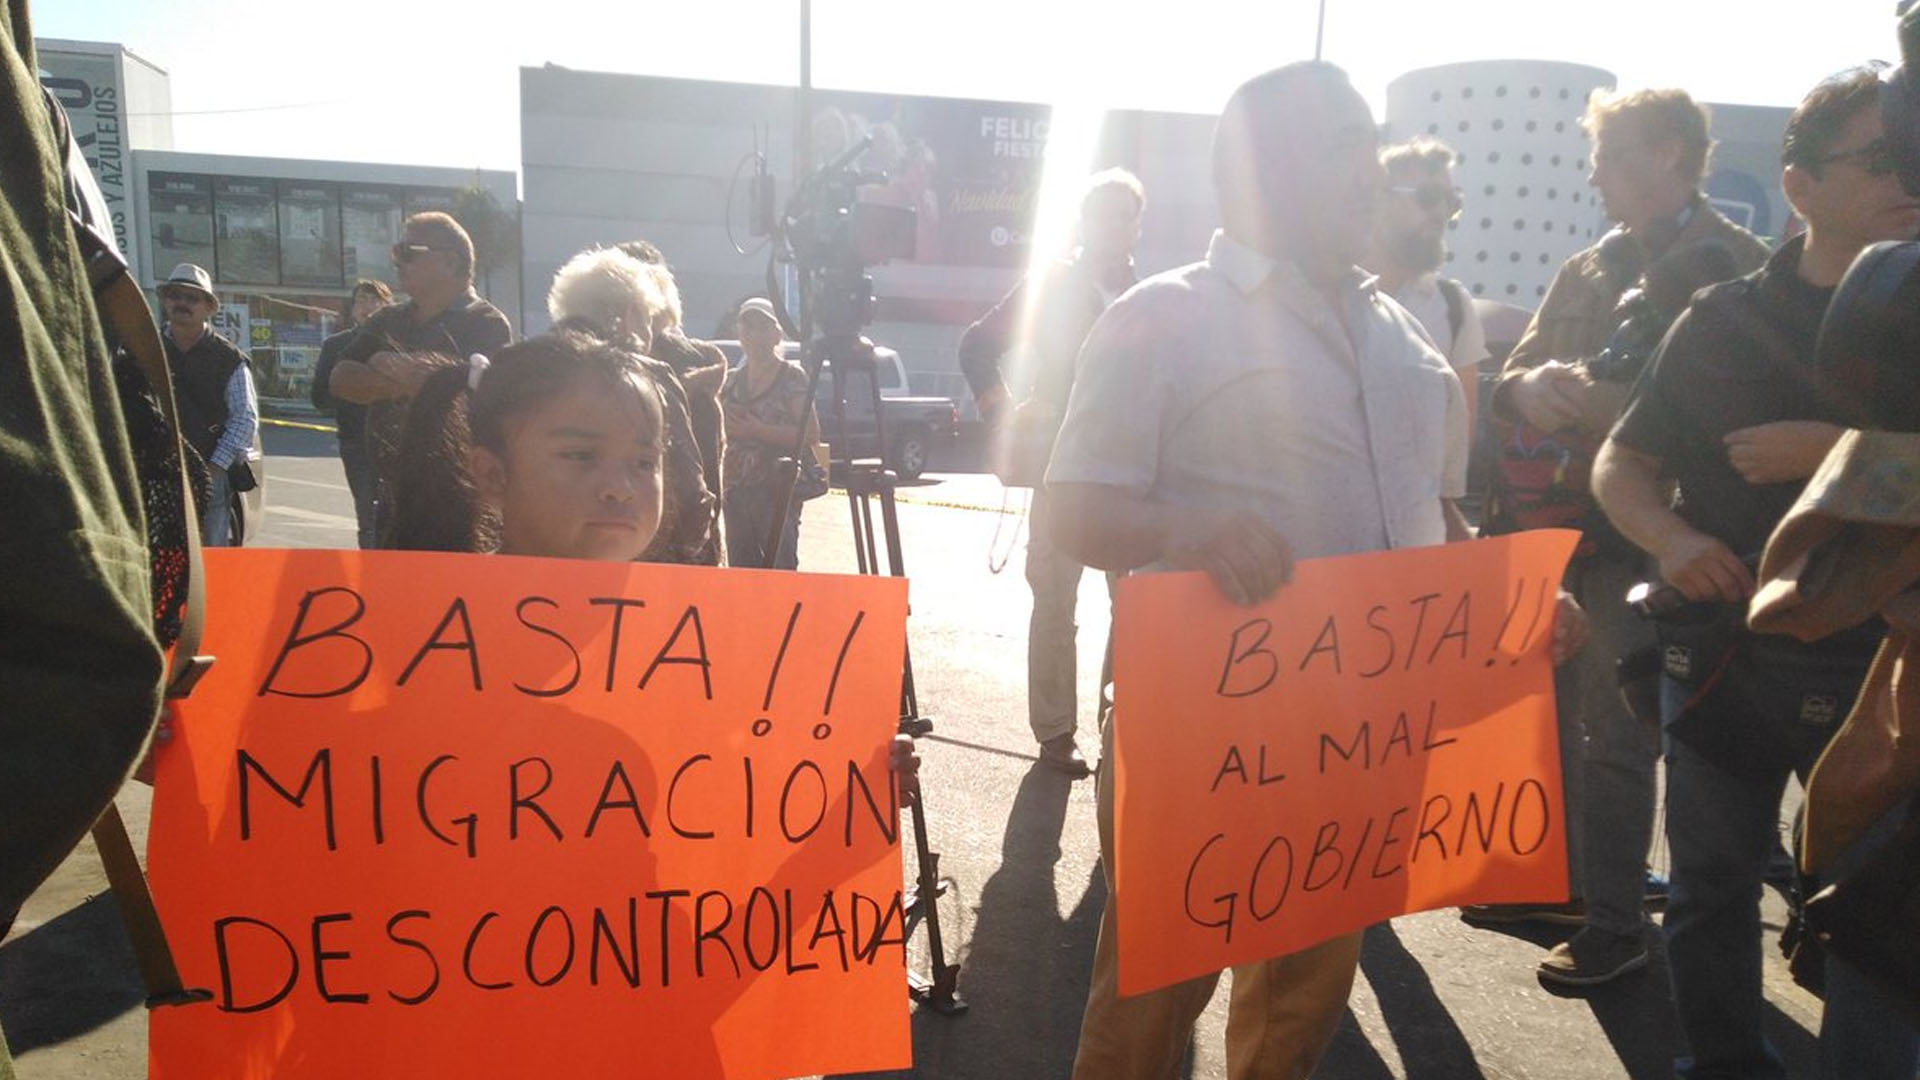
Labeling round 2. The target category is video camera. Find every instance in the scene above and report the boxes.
[1816,3,1920,431]
[773,134,917,337]
[1589,238,1741,385]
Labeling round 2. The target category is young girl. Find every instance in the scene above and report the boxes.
[387,326,918,789]
[389,329,673,560]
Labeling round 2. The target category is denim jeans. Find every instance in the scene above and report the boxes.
[1662,677,1920,1080]
[723,483,800,570]
[203,464,235,547]
[1809,803,1920,1080]
[1561,553,1661,932]
[337,431,377,549]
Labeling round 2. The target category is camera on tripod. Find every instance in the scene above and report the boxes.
[776,134,917,336]
[744,125,963,1011]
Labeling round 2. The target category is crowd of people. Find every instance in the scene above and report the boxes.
[5,0,1919,1071]
[974,58,1919,1080]
[306,215,809,572]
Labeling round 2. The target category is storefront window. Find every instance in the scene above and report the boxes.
[341,185,403,285]
[213,177,279,284]
[147,172,216,274]
[278,180,343,287]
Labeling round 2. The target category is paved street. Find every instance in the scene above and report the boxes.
[0,422,1827,1080]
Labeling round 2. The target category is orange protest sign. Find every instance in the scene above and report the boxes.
[148,549,912,1080]
[1110,530,1580,996]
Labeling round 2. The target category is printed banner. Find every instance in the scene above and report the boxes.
[1111,531,1579,995]
[149,550,912,1079]
[811,88,1052,267]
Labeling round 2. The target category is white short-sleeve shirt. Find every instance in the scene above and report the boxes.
[1389,271,1490,376]
[1048,231,1468,566]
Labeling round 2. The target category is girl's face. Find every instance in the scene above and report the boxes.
[474,375,664,562]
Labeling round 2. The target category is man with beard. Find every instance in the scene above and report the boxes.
[158,262,257,546]
[1366,137,1488,439]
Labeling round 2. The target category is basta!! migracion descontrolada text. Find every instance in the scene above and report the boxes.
[149,552,918,1079]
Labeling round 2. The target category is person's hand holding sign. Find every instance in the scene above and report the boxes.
[1550,590,1589,665]
[1161,508,1297,607]
[890,734,921,804]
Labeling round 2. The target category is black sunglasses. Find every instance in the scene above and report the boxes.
[1813,138,1898,178]
[1387,182,1465,217]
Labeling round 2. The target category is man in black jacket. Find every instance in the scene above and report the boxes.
[328,212,512,545]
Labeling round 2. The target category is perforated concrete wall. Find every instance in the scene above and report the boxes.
[1385,61,1617,306]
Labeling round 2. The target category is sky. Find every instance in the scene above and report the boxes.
[32,0,1910,178]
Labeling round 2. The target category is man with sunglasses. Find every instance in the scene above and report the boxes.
[1594,67,1920,1079]
[328,211,512,545]
[1471,88,1769,988]
[1366,137,1488,439]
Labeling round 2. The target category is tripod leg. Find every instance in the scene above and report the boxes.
[828,354,963,1014]
[878,478,909,579]
[904,787,967,1014]
[875,483,931,735]
[855,486,882,575]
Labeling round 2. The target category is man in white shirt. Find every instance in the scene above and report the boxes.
[1049,62,1505,1080]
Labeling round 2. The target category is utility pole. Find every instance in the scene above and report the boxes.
[794,0,814,339]
[797,0,813,184]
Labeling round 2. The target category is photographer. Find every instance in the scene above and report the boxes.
[1593,66,1920,1079]
[1474,89,1769,990]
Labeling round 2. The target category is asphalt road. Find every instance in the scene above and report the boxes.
[0,421,1828,1080]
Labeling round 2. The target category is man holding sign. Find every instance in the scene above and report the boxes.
[1047,63,1583,1079]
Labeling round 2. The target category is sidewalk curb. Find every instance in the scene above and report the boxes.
[263,416,337,434]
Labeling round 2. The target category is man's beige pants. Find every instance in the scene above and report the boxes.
[1071,720,1363,1079]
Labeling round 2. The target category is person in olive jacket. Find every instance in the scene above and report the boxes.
[2,9,166,1072]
